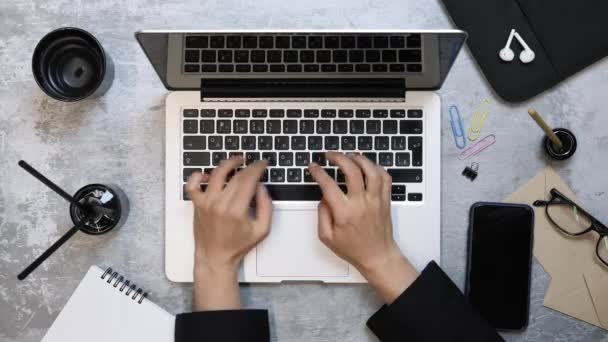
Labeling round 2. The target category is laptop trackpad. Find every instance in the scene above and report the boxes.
[256,209,349,278]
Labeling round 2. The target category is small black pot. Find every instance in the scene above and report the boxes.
[544,128,577,161]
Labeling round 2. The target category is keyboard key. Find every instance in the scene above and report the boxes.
[251,50,265,63]
[366,120,381,134]
[333,50,348,63]
[338,64,354,72]
[358,136,373,150]
[250,120,264,134]
[217,120,231,133]
[372,64,388,72]
[200,120,214,133]
[291,136,306,150]
[391,136,406,150]
[186,36,208,48]
[312,152,327,166]
[258,136,273,150]
[213,152,227,166]
[392,194,406,201]
[341,36,356,48]
[350,120,364,134]
[235,51,249,63]
[300,120,314,134]
[183,120,198,134]
[308,36,323,49]
[246,152,260,165]
[379,153,393,166]
[390,109,406,118]
[218,109,233,117]
[218,50,233,63]
[229,153,244,164]
[253,64,268,72]
[235,109,250,117]
[308,136,323,150]
[184,64,199,73]
[287,168,302,182]
[184,152,210,166]
[264,184,348,200]
[396,152,410,166]
[374,36,389,48]
[355,64,371,72]
[316,120,331,134]
[338,109,353,118]
[260,169,269,182]
[260,36,274,48]
[355,109,371,118]
[389,64,405,72]
[202,50,216,62]
[201,64,217,72]
[233,120,247,134]
[408,193,423,201]
[325,36,340,48]
[183,168,202,182]
[362,152,377,163]
[208,136,223,150]
[341,136,356,150]
[269,109,285,118]
[375,136,389,150]
[284,50,298,63]
[333,120,348,134]
[337,169,345,183]
[300,51,315,63]
[400,120,423,134]
[225,136,239,150]
[279,152,294,166]
[210,36,225,48]
[293,36,306,49]
[325,136,340,150]
[201,109,216,117]
[267,50,282,63]
[226,36,241,48]
[287,64,302,72]
[295,152,310,166]
[262,152,277,166]
[349,50,364,63]
[387,169,422,183]
[184,50,199,63]
[252,109,268,117]
[373,109,388,118]
[242,136,256,150]
[399,49,421,62]
[304,64,319,72]
[407,34,422,48]
[383,120,398,134]
[304,109,319,118]
[276,36,290,48]
[270,168,286,182]
[184,136,206,150]
[382,50,396,62]
[316,51,331,63]
[366,50,380,62]
[321,64,337,72]
[390,36,405,48]
[283,120,297,134]
[321,109,336,118]
[323,168,336,179]
[408,109,423,118]
[409,136,423,166]
[304,169,314,182]
[357,36,372,48]
[287,109,302,118]
[267,120,281,133]
[275,136,289,150]
[391,185,406,194]
[270,65,285,72]
[243,35,257,48]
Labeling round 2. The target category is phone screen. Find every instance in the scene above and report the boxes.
[466,203,534,330]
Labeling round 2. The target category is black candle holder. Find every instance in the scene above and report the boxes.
[16,161,128,280]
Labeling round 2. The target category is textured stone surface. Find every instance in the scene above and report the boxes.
[1,0,608,341]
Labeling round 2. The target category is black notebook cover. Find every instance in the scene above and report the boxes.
[440,0,608,102]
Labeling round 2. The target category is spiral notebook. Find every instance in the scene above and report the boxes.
[42,266,175,342]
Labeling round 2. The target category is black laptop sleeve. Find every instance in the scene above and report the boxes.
[440,0,608,102]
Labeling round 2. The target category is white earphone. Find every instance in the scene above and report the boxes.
[499,29,535,64]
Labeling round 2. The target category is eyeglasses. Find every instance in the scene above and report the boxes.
[534,188,608,267]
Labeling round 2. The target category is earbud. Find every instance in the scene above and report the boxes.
[499,29,535,64]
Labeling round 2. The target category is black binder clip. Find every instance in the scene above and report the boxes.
[462,163,479,181]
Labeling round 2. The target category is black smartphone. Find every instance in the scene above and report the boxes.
[465,202,534,331]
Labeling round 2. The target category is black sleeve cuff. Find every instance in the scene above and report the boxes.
[367,261,503,342]
[175,309,270,342]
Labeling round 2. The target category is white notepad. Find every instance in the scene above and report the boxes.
[42,266,175,342]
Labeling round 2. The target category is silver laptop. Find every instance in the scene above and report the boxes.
[135,30,466,283]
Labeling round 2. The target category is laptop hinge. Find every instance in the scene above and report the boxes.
[200,78,406,102]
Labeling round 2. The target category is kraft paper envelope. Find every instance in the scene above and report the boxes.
[505,166,608,329]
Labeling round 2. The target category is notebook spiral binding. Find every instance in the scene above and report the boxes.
[101,267,148,304]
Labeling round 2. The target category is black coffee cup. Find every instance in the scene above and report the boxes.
[32,27,113,101]
[544,128,577,161]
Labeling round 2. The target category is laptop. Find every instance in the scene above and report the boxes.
[135,30,466,283]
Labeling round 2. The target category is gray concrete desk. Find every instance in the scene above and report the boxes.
[1,0,607,341]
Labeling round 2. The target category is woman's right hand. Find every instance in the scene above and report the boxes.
[308,152,419,304]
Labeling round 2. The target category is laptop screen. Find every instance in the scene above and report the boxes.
[135,30,466,92]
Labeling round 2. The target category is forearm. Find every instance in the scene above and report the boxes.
[193,263,241,311]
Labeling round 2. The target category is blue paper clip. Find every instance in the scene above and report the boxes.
[449,105,466,149]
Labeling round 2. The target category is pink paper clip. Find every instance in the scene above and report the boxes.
[458,134,496,160]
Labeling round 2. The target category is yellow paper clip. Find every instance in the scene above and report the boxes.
[468,99,490,141]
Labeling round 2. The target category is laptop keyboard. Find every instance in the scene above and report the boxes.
[181,107,424,202]
[182,33,423,74]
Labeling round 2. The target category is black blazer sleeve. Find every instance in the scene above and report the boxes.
[367,262,504,342]
[175,310,269,342]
